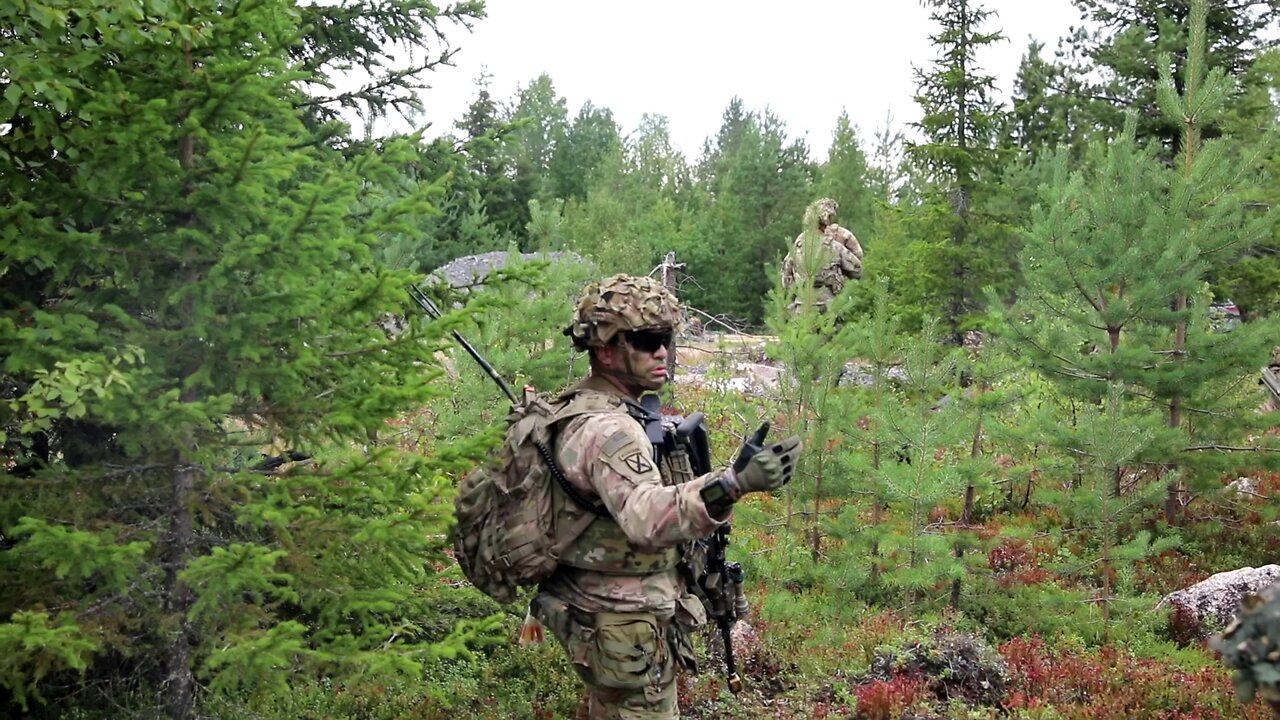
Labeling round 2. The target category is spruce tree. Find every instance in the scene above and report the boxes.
[908,0,1015,340]
[0,0,487,716]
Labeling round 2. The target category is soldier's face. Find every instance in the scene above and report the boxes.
[599,329,672,394]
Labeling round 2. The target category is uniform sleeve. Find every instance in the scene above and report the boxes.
[832,240,860,277]
[559,413,724,548]
[834,225,863,259]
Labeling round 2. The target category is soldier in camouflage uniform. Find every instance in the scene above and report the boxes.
[780,198,863,314]
[1213,580,1280,716]
[532,274,802,719]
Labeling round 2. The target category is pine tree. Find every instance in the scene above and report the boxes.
[766,225,863,557]
[550,101,623,203]
[452,74,524,249]
[1063,0,1280,155]
[502,73,569,247]
[1002,0,1278,533]
[815,112,878,237]
[683,99,814,325]
[1154,0,1278,521]
[868,320,971,608]
[1008,40,1094,161]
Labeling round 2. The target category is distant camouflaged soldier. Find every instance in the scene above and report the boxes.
[816,197,863,263]
[780,198,863,313]
[532,274,802,719]
[1212,580,1280,716]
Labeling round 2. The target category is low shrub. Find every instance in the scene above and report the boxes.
[999,635,1272,719]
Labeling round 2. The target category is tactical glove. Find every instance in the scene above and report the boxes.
[733,434,802,495]
[702,423,804,517]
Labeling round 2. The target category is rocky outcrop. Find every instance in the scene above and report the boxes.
[429,250,589,290]
[1160,565,1280,635]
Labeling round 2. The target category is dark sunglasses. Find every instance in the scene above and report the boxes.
[623,329,675,354]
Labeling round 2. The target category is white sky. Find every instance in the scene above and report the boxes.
[408,0,1087,159]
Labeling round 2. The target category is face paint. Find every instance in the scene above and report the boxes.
[602,328,672,395]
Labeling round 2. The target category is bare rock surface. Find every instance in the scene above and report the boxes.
[429,250,588,290]
[1161,565,1280,634]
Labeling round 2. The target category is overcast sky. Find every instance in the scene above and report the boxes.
[409,0,1087,159]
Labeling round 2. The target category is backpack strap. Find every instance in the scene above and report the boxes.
[534,437,610,518]
[543,386,660,518]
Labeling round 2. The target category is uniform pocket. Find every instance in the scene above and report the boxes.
[531,594,592,670]
[588,612,669,689]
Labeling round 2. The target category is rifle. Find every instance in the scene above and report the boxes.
[677,412,751,695]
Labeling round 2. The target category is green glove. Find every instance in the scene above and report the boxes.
[733,435,802,495]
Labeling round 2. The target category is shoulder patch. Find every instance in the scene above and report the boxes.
[596,424,660,483]
[601,429,633,457]
[621,449,653,474]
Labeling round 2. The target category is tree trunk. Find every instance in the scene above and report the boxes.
[1165,291,1188,525]
[661,251,682,380]
[950,414,981,609]
[810,449,823,561]
[163,460,198,720]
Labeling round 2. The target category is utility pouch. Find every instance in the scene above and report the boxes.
[674,592,708,631]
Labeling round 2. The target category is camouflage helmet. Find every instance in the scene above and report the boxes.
[565,274,682,349]
[803,198,839,228]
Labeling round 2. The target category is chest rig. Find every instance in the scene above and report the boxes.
[550,390,713,575]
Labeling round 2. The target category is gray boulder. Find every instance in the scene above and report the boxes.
[839,362,910,388]
[1160,565,1280,635]
[1211,580,1280,712]
[429,250,589,291]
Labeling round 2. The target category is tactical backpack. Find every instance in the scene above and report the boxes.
[453,390,612,603]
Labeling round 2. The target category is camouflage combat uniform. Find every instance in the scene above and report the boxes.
[780,198,863,314]
[825,222,863,263]
[534,276,730,720]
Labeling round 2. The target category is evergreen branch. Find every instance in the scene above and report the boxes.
[299,59,447,112]
[1121,386,1245,419]
[231,128,264,186]
[1182,443,1280,453]
[1225,489,1272,501]
[1052,367,1112,383]
[1046,78,1127,106]
[97,463,206,480]
[325,344,396,358]
[1028,290,1108,333]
